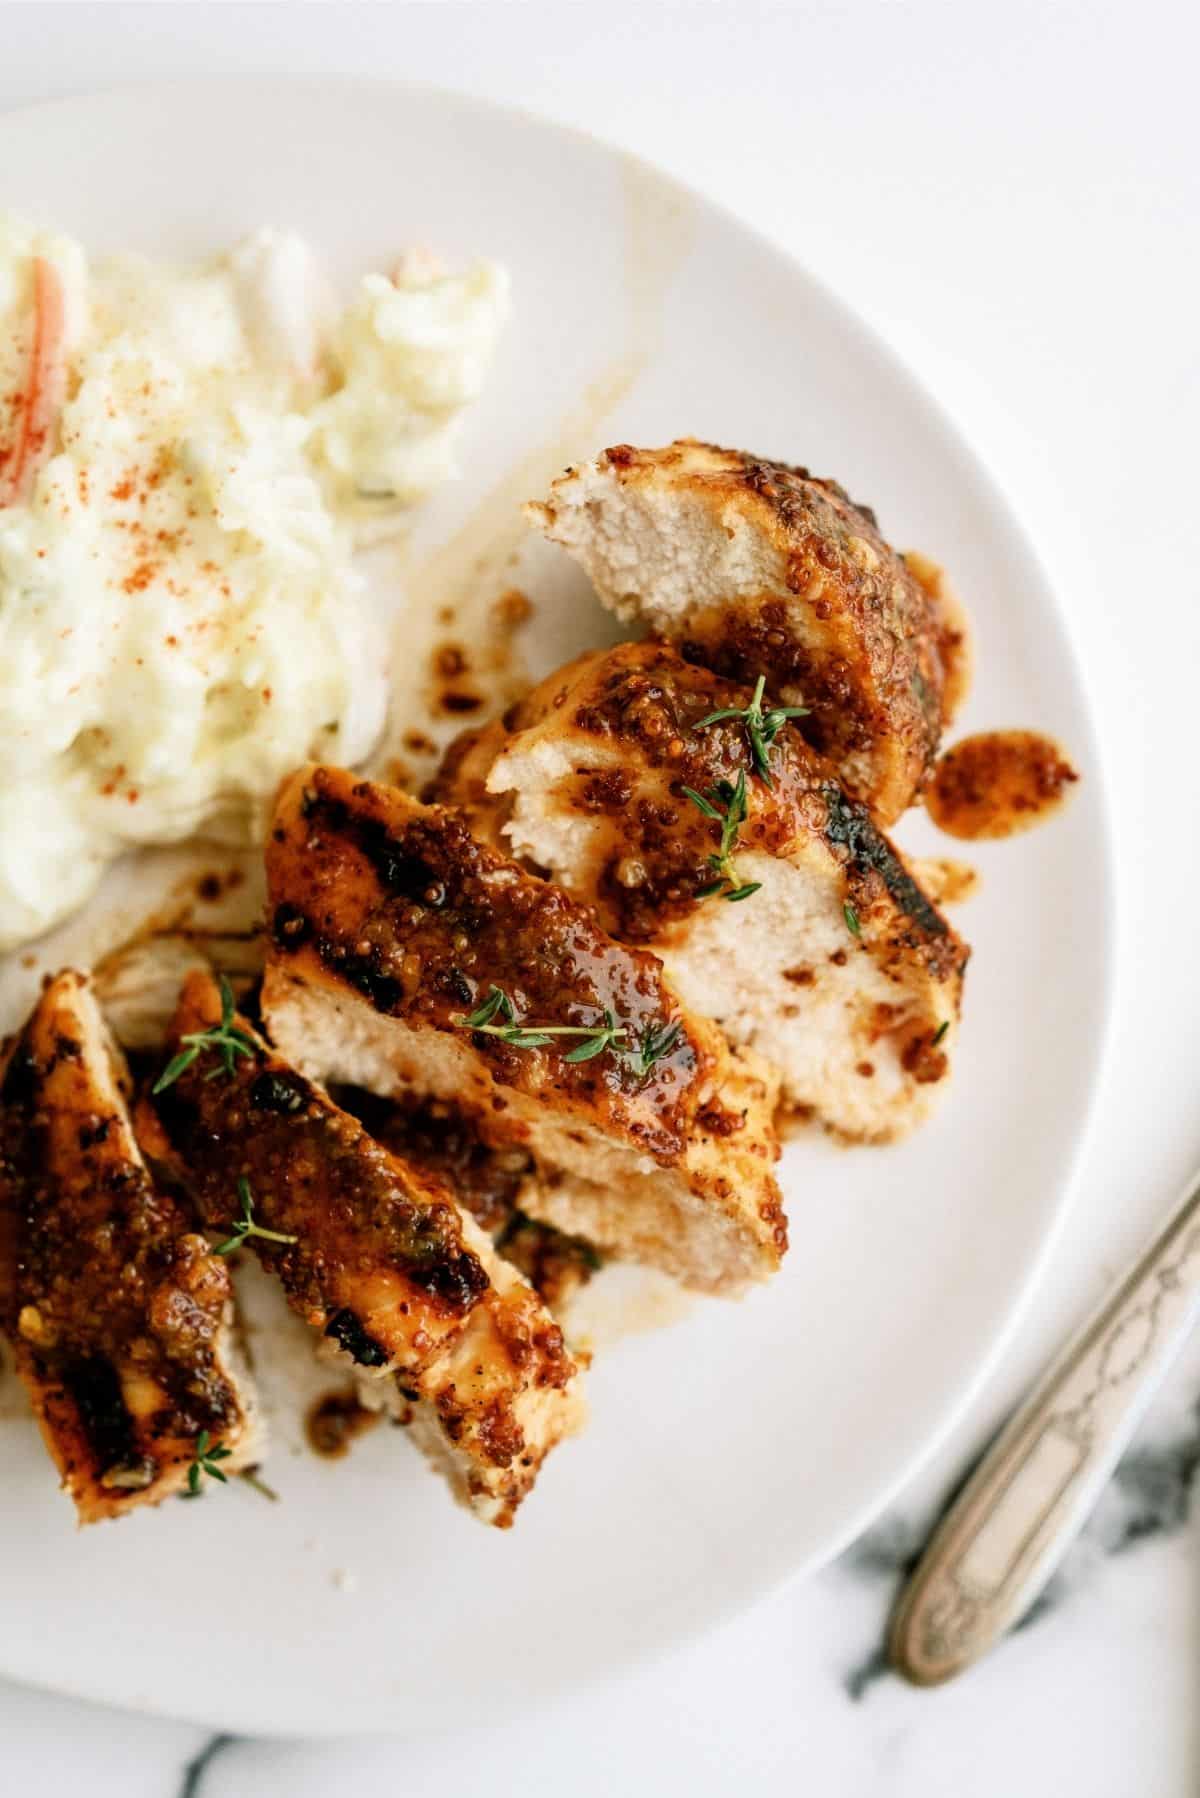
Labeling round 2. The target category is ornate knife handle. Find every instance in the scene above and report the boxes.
[889,1169,1200,1685]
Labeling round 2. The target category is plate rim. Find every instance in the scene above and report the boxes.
[0,70,1117,1733]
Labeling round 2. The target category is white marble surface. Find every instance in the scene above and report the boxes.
[3,1,1199,1791]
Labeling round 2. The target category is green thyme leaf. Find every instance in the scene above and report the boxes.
[694,673,810,787]
[636,1020,683,1075]
[563,1033,615,1065]
[153,1045,201,1092]
[684,769,757,902]
[691,704,748,728]
[186,1429,233,1496]
[152,975,256,1094]
[680,785,722,821]
[213,1177,299,1257]
[453,992,682,1078]
[460,984,515,1029]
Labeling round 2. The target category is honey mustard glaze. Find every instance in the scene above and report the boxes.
[926,731,1079,841]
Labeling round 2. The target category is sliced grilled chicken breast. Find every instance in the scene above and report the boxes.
[0,971,261,1523]
[461,642,967,1142]
[261,765,785,1295]
[145,972,583,1528]
[528,439,955,823]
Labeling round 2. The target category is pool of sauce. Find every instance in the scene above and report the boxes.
[914,857,979,906]
[926,731,1078,840]
[428,597,533,723]
[905,551,973,723]
[305,1388,381,1459]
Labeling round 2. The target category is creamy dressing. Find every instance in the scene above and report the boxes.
[0,218,508,949]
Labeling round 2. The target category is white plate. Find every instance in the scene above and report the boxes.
[0,78,1113,1734]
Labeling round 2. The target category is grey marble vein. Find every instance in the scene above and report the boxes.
[180,1732,238,1798]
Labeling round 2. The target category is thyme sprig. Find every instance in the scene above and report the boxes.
[693,674,810,788]
[239,1468,280,1503]
[631,1019,684,1076]
[186,1429,232,1496]
[456,985,620,1057]
[184,1436,278,1502]
[152,975,256,1094]
[843,901,862,937]
[455,986,681,1076]
[683,771,761,903]
[213,1177,299,1258]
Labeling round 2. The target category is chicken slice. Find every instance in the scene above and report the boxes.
[528,439,956,823]
[144,971,583,1528]
[458,642,967,1143]
[260,765,785,1295]
[423,716,511,845]
[334,1087,602,1314]
[0,971,261,1523]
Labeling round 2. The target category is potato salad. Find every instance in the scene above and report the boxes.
[0,217,507,948]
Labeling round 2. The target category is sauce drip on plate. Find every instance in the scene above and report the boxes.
[926,731,1078,840]
[905,551,973,723]
[305,1388,381,1460]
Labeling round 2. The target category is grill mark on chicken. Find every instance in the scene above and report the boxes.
[822,785,948,942]
[323,1310,390,1368]
[62,1354,138,1475]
